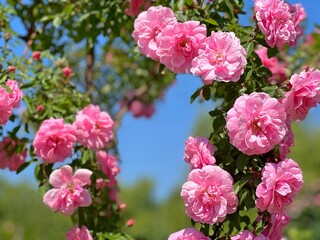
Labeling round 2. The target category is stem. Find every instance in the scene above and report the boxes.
[85,44,95,97]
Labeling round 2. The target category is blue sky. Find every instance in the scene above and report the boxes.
[1,0,320,202]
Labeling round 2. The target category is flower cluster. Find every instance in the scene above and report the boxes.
[254,0,306,49]
[133,5,247,82]
[96,151,120,190]
[0,80,23,125]
[0,137,26,171]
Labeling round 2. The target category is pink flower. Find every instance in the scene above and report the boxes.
[226,92,287,155]
[43,165,92,215]
[125,0,151,18]
[73,104,114,150]
[129,100,155,118]
[157,21,207,73]
[255,46,287,84]
[96,151,120,187]
[0,137,26,171]
[36,104,45,112]
[7,66,16,73]
[231,230,255,240]
[119,203,127,210]
[126,219,135,227]
[191,31,247,84]
[168,228,210,240]
[282,69,320,121]
[132,6,177,60]
[262,211,290,240]
[184,136,216,169]
[0,80,23,125]
[256,159,303,213]
[254,0,306,48]
[63,67,72,77]
[279,119,294,160]
[32,51,41,61]
[66,225,93,240]
[181,165,238,224]
[33,118,76,163]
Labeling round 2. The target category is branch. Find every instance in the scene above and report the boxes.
[85,45,95,97]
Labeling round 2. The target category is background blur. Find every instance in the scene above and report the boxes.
[1,0,320,239]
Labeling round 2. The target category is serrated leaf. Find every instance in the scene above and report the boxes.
[267,47,278,58]
[16,161,31,174]
[244,42,254,57]
[236,154,250,171]
[202,85,211,100]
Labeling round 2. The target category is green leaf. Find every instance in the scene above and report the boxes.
[202,85,211,100]
[82,149,90,164]
[203,18,219,26]
[244,42,254,57]
[190,87,202,103]
[17,161,31,174]
[225,0,234,18]
[175,11,188,22]
[234,174,254,194]
[53,15,62,27]
[236,154,250,171]
[267,47,278,58]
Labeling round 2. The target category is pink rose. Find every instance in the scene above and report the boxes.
[129,100,155,118]
[184,136,216,169]
[191,31,247,84]
[168,228,210,240]
[231,230,255,240]
[181,165,238,224]
[73,104,114,150]
[126,219,135,227]
[278,119,294,160]
[125,0,151,18]
[7,66,16,73]
[262,211,290,240]
[63,67,72,77]
[33,118,76,163]
[32,51,41,61]
[226,92,287,155]
[157,21,207,73]
[66,225,93,240]
[0,80,23,125]
[43,165,92,215]
[254,0,306,49]
[282,69,320,121]
[96,151,120,187]
[0,137,26,171]
[256,159,303,213]
[255,46,287,84]
[132,6,177,60]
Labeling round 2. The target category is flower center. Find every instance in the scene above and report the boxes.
[209,51,224,64]
[250,119,262,132]
[202,185,221,204]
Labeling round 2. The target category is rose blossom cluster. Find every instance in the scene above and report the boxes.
[133,6,247,83]
[0,137,27,171]
[0,79,23,125]
[33,104,116,218]
[178,136,238,228]
[254,0,306,49]
[33,104,114,163]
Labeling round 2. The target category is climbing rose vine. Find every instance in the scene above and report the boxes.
[0,0,318,239]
